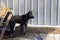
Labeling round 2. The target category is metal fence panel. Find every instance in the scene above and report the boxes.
[1,0,59,25]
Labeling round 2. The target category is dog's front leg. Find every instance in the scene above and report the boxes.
[23,22,27,35]
[20,24,24,35]
[20,22,27,35]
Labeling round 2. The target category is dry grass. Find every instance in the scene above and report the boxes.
[27,27,60,34]
[15,27,60,34]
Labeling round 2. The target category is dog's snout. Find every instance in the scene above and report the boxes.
[31,16,34,18]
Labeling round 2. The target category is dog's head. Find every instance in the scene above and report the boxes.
[27,10,34,19]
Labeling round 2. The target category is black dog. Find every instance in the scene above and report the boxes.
[9,10,34,36]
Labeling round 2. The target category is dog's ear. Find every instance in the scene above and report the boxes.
[28,10,32,14]
[27,10,34,18]
[30,10,32,13]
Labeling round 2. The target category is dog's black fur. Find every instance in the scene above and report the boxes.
[9,10,34,35]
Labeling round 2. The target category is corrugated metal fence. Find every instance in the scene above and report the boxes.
[0,0,60,25]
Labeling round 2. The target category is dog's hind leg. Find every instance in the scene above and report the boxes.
[20,24,23,35]
[9,20,15,36]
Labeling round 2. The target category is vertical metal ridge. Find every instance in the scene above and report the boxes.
[6,0,8,6]
[43,0,46,25]
[56,0,58,25]
[43,0,45,25]
[51,0,53,25]
[30,0,31,10]
[50,0,52,25]
[30,0,32,24]
[12,0,13,10]
[18,0,19,15]
[37,0,38,24]
[13,0,14,15]
[31,0,34,24]
[38,0,39,24]
[36,0,38,24]
[24,0,25,14]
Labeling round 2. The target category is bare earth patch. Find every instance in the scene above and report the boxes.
[1,27,60,40]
